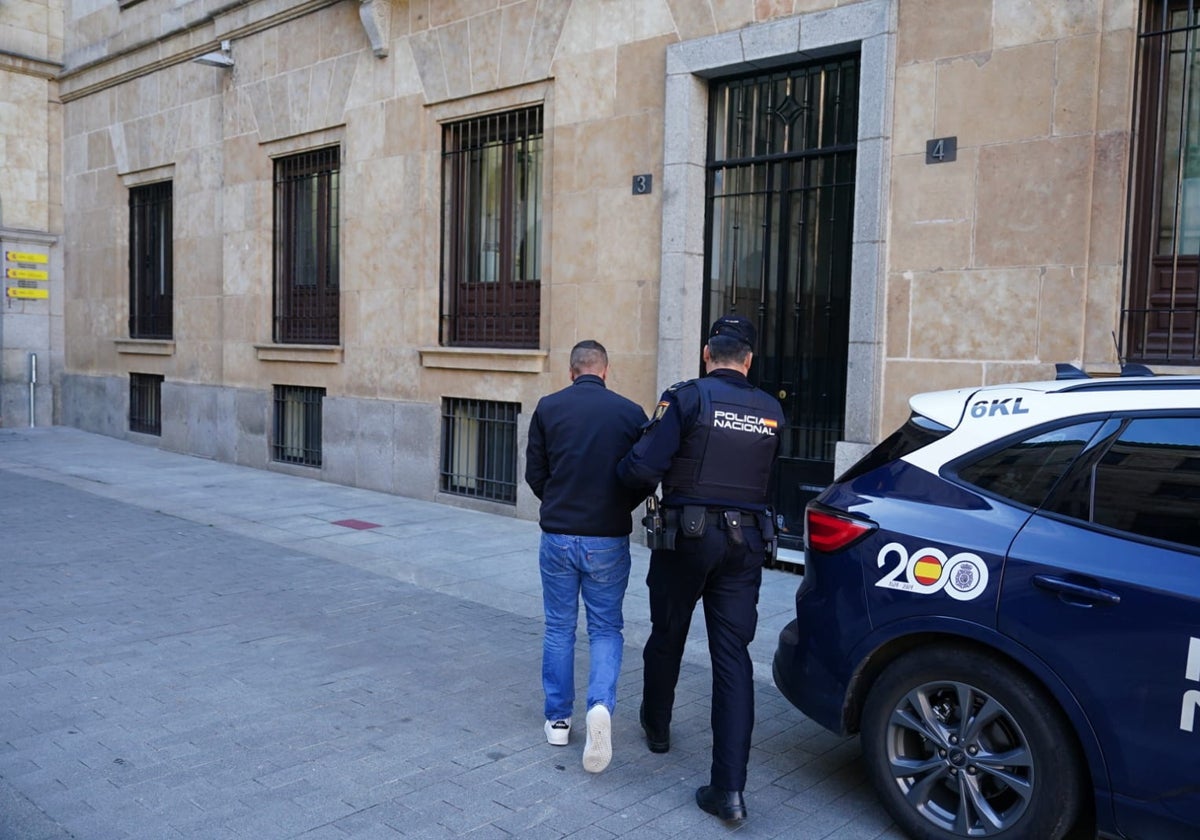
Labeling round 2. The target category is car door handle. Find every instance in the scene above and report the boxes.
[1032,574,1121,606]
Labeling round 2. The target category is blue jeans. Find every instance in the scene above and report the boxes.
[540,532,631,721]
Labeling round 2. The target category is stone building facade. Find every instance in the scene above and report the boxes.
[8,0,1199,545]
[0,0,62,429]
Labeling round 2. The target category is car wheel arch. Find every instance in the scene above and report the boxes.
[843,627,1109,805]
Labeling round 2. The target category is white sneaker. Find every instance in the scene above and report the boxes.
[582,704,612,773]
[544,717,570,746]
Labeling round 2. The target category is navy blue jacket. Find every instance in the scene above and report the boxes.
[525,374,649,536]
[617,368,783,511]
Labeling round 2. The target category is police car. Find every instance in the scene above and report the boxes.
[771,367,1200,840]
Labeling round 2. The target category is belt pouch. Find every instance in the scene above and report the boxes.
[656,508,679,551]
[723,510,746,547]
[680,504,707,538]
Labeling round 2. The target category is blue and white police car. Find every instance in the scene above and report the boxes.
[772,367,1200,840]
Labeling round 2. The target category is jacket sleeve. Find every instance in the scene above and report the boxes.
[524,406,548,500]
[617,393,683,495]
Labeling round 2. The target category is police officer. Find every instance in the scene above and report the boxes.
[617,314,783,823]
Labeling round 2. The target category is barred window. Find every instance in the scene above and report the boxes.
[274,148,340,344]
[273,385,324,467]
[440,398,520,504]
[129,182,173,339]
[129,373,163,436]
[1126,1,1200,363]
[442,106,543,348]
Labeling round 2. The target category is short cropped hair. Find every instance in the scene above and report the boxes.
[707,335,751,365]
[570,340,609,375]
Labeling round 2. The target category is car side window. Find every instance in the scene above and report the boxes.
[1091,417,1200,550]
[955,421,1105,509]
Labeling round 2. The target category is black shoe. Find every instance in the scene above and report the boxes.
[695,785,746,822]
[639,703,670,753]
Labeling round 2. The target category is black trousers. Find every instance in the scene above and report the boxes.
[641,517,765,791]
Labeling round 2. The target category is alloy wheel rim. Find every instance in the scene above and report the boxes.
[885,679,1035,836]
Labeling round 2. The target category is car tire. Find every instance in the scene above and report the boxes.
[860,646,1083,840]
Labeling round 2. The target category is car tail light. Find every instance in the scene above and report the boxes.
[805,506,875,553]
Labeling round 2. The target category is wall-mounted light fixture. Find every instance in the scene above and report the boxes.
[193,40,234,68]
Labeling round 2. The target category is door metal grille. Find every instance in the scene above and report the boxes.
[705,57,859,550]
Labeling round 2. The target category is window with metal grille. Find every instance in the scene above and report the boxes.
[129,373,163,435]
[272,385,324,467]
[440,397,519,503]
[129,182,173,339]
[1126,1,1200,364]
[274,147,340,344]
[442,106,543,347]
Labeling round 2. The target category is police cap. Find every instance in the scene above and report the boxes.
[709,314,756,351]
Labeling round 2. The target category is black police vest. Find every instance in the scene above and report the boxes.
[662,376,783,507]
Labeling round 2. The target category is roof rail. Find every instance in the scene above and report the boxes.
[1120,363,1155,377]
[1055,363,1090,380]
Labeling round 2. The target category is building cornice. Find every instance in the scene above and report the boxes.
[0,51,63,81]
[58,0,345,102]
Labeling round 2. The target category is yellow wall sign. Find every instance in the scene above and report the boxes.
[6,287,49,299]
[5,251,48,264]
[6,267,49,281]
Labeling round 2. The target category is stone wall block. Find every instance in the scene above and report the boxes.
[524,0,570,81]
[438,21,472,100]
[885,271,911,358]
[1054,34,1100,137]
[898,0,991,64]
[937,44,1054,147]
[799,0,889,55]
[994,0,1098,49]
[408,29,448,103]
[468,9,502,94]
[666,30,742,77]
[665,0,716,41]
[910,269,1040,360]
[853,136,886,244]
[890,147,977,228]
[1084,263,1123,365]
[891,60,937,156]
[1037,267,1085,363]
[354,398,400,493]
[740,17,800,66]
[320,396,358,487]
[1089,131,1129,268]
[552,48,617,126]
[857,33,891,142]
[709,0,753,33]
[392,401,440,501]
[616,35,671,116]
[496,1,536,88]
[889,218,973,275]
[1096,27,1135,134]
[547,190,598,287]
[975,135,1091,268]
[848,239,881,345]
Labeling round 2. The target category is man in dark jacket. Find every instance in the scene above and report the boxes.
[617,315,784,822]
[525,340,648,774]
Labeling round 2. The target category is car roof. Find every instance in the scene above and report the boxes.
[909,374,1200,426]
[902,373,1200,474]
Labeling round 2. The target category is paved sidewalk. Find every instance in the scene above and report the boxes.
[0,426,902,839]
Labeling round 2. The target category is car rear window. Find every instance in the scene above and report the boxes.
[955,420,1105,509]
[836,413,950,483]
[1092,417,1200,549]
